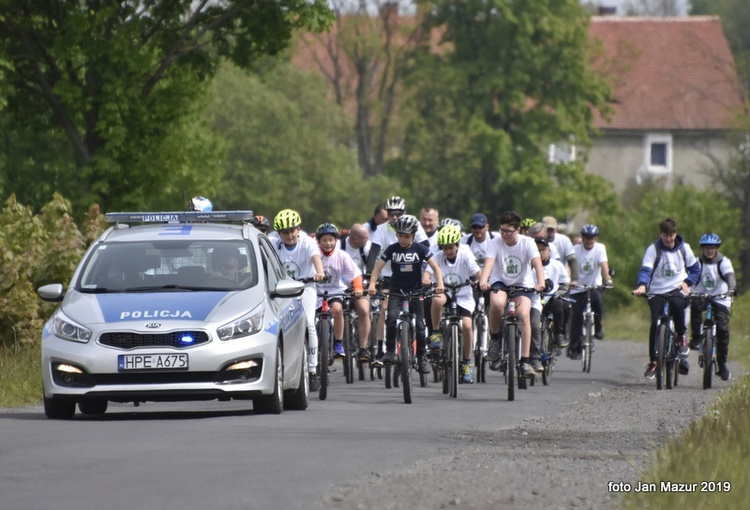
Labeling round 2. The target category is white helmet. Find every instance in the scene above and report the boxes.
[384,196,406,211]
[188,196,213,212]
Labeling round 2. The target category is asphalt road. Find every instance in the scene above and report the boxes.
[0,340,738,510]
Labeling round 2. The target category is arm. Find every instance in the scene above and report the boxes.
[311,253,325,282]
[532,256,546,292]
[367,259,386,295]
[427,258,444,294]
[566,253,579,282]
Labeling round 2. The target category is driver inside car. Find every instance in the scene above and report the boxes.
[212,246,242,280]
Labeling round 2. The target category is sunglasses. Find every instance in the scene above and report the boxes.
[500,228,517,235]
[387,210,404,217]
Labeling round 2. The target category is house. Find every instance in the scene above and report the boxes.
[584,16,745,193]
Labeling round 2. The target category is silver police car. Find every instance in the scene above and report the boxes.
[38,211,309,418]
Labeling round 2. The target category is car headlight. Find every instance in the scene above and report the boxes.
[52,311,92,343]
[217,307,264,341]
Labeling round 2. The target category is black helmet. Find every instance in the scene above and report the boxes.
[394,214,419,234]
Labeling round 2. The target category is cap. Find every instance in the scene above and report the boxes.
[534,237,550,247]
[542,216,558,229]
[469,213,488,227]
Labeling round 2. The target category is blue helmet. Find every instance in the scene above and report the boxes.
[580,224,599,236]
[315,222,340,239]
[699,232,721,246]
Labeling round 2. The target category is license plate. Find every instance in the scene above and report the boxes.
[118,353,189,371]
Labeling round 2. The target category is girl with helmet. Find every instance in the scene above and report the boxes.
[424,225,482,383]
[689,232,736,381]
[568,224,612,359]
[314,223,372,362]
[272,209,325,391]
[367,214,444,375]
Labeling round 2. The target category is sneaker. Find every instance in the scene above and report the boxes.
[678,359,689,375]
[490,358,502,371]
[530,359,544,372]
[520,363,536,378]
[418,357,432,374]
[381,351,396,365]
[644,362,657,379]
[594,330,604,340]
[462,364,474,384]
[555,334,569,348]
[487,338,501,361]
[428,332,443,350]
[309,372,321,391]
[357,348,370,362]
[688,338,701,351]
[718,363,731,381]
[371,353,384,368]
[678,335,689,356]
[333,341,345,359]
[566,348,580,360]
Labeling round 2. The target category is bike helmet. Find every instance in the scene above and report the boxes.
[250,215,270,232]
[699,232,722,246]
[438,217,462,230]
[384,196,406,211]
[394,214,419,234]
[315,222,340,239]
[274,209,302,230]
[437,225,462,246]
[188,196,213,212]
[520,218,536,229]
[580,224,599,236]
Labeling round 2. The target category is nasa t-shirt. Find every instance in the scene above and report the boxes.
[380,241,432,292]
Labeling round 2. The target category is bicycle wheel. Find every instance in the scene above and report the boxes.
[317,319,330,400]
[399,323,412,404]
[384,364,392,388]
[541,322,553,386]
[343,315,354,384]
[655,323,667,390]
[449,323,460,398]
[582,314,593,373]
[474,313,487,383]
[367,312,379,381]
[505,323,516,401]
[702,328,714,389]
[665,331,675,390]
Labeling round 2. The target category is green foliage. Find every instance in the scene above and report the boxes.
[0,0,333,217]
[204,62,396,229]
[392,0,613,221]
[0,194,105,347]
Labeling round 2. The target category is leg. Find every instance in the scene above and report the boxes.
[569,294,586,355]
[301,285,318,373]
[591,289,604,339]
[355,298,371,349]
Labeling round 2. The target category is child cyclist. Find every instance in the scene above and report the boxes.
[367,215,444,375]
[689,233,736,381]
[272,209,326,391]
[479,211,546,378]
[531,237,570,364]
[423,225,482,383]
[314,223,372,362]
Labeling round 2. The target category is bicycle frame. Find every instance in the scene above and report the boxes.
[473,291,489,384]
[441,280,472,398]
[314,290,333,400]
[688,293,728,390]
[655,299,679,390]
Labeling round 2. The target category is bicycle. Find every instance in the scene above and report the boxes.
[538,292,570,386]
[687,293,730,390]
[382,286,434,404]
[341,289,360,385]
[571,284,611,374]
[491,286,539,402]
[637,293,682,390]
[439,279,474,398]
[472,290,489,384]
[362,286,385,382]
[314,289,334,400]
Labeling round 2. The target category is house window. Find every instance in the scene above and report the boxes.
[642,133,673,177]
[548,142,576,164]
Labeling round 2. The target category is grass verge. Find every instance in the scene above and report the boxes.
[0,343,42,408]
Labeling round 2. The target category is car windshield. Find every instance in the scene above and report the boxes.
[77,240,259,292]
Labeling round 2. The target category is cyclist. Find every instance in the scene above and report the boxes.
[272,209,326,390]
[519,217,536,237]
[424,225,482,383]
[249,215,270,235]
[533,237,570,355]
[366,204,389,235]
[689,232,736,381]
[567,225,613,359]
[542,215,579,285]
[367,215,444,375]
[420,206,440,248]
[314,223,371,361]
[479,211,546,378]
[632,218,700,379]
[340,223,371,276]
[460,213,495,269]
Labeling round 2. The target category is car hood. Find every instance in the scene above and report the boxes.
[61,291,262,325]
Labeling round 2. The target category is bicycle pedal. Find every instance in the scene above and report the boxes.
[698,355,703,368]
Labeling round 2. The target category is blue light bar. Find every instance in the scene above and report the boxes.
[105,211,254,224]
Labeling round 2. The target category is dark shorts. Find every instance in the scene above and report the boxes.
[490,281,534,301]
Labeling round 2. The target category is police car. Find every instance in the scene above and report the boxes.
[38,210,310,418]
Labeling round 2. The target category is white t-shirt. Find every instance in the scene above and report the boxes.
[341,237,371,275]
[274,232,319,281]
[695,257,734,309]
[641,241,698,295]
[550,232,575,263]
[460,232,498,268]
[571,242,609,294]
[426,244,481,312]
[485,235,540,288]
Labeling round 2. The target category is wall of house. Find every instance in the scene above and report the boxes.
[585,132,733,195]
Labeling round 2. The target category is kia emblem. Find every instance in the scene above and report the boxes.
[145,323,162,329]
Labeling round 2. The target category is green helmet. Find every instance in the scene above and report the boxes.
[274,209,302,230]
[520,218,536,229]
[437,225,462,246]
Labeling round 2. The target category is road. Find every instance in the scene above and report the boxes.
[0,340,736,510]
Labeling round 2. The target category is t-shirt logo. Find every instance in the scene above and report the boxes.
[444,272,462,286]
[284,261,302,279]
[503,255,522,277]
[581,258,595,275]
[660,262,678,278]
[703,274,717,290]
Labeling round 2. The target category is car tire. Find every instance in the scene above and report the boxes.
[254,345,283,415]
[284,339,310,411]
[44,396,76,420]
[78,399,108,415]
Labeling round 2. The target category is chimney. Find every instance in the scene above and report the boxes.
[598,6,617,16]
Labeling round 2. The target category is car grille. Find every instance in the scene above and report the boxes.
[99,331,210,349]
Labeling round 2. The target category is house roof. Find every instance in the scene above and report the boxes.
[589,16,744,131]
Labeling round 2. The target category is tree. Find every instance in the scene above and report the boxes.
[391,0,613,221]
[297,0,424,178]
[204,62,396,229]
[0,0,332,215]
